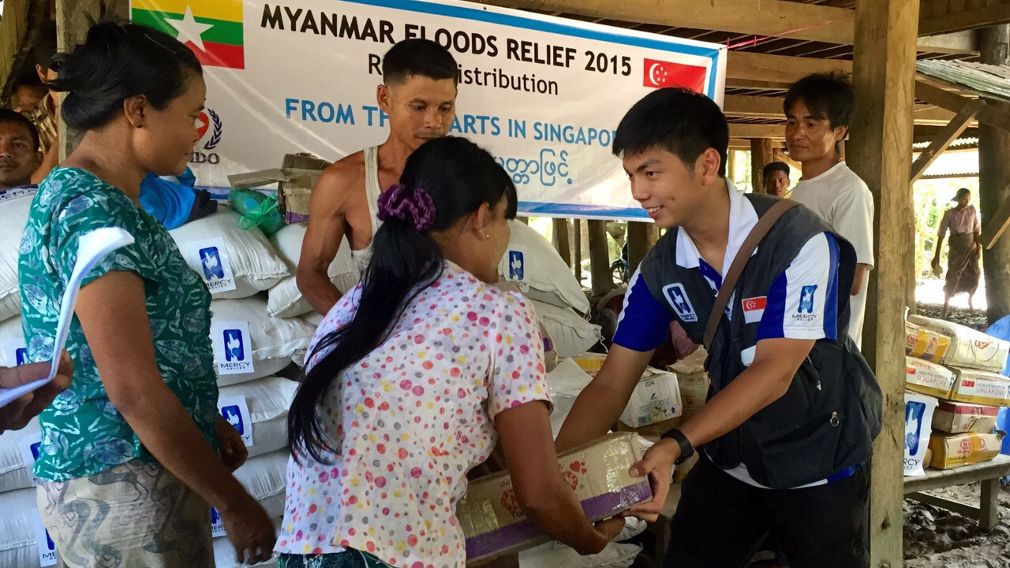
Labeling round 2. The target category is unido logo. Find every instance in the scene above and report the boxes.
[192,109,223,165]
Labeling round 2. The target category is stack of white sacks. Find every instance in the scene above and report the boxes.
[0,199,615,566]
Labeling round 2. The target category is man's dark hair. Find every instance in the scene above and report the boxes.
[0,109,41,151]
[382,39,458,86]
[762,161,790,181]
[784,72,853,129]
[613,88,728,177]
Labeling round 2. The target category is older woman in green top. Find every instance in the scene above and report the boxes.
[18,23,275,567]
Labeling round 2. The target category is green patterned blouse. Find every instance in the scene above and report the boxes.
[19,167,219,481]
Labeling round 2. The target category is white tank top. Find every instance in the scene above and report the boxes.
[349,146,384,275]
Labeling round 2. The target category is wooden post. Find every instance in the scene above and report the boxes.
[750,138,775,193]
[587,220,613,297]
[847,0,919,565]
[978,26,1010,326]
[553,218,572,268]
[55,0,128,159]
[627,221,659,274]
[573,218,583,284]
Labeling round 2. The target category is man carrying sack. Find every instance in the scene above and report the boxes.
[555,88,882,568]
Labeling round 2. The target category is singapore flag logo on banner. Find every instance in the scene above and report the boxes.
[643,58,708,92]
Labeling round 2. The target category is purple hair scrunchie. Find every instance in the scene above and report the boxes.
[377,184,437,232]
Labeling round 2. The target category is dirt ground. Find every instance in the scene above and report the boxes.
[905,483,1010,567]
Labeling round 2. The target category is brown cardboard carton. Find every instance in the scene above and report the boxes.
[676,372,710,422]
[923,448,933,469]
[905,321,951,364]
[927,431,1004,469]
[227,153,330,223]
[456,433,652,562]
[948,368,1010,407]
[905,357,956,399]
[931,400,999,434]
[909,315,1010,373]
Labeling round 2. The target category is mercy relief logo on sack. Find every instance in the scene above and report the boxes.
[31,515,57,566]
[210,320,254,375]
[181,238,236,293]
[210,507,227,537]
[508,250,525,281]
[18,431,57,566]
[0,338,29,367]
[217,395,253,447]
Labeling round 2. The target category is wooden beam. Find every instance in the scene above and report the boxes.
[726,51,852,85]
[981,188,1010,250]
[627,221,658,274]
[916,76,1010,133]
[573,218,583,284]
[587,220,613,297]
[553,218,572,267]
[725,94,958,126]
[920,0,1010,36]
[480,0,855,45]
[916,30,979,55]
[729,123,785,139]
[848,0,920,564]
[978,25,1010,326]
[909,101,981,183]
[750,138,775,193]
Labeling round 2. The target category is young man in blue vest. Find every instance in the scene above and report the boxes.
[555,88,881,568]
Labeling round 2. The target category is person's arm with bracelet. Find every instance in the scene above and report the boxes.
[76,271,275,564]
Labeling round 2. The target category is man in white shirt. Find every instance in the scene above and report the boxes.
[784,73,874,348]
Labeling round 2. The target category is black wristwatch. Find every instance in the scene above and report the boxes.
[661,428,696,465]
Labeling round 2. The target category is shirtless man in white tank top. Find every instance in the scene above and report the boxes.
[296,40,459,315]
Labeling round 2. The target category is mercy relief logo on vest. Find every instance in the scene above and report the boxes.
[211,321,254,376]
[798,285,818,314]
[662,283,698,322]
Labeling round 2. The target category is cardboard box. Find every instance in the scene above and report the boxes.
[619,369,682,429]
[923,448,933,469]
[572,352,607,377]
[615,417,680,436]
[909,315,1010,373]
[905,321,951,364]
[948,368,1010,407]
[675,371,710,422]
[905,356,956,399]
[932,400,999,434]
[228,153,330,223]
[456,433,652,562]
[927,431,1004,470]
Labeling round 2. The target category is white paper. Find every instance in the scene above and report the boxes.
[218,395,253,447]
[0,227,134,408]
[210,320,255,376]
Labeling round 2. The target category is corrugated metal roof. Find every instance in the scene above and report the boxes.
[916,60,1010,103]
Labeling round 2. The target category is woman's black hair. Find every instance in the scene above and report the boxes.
[288,137,518,463]
[48,21,202,131]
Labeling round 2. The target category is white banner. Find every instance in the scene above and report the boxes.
[131,0,726,220]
